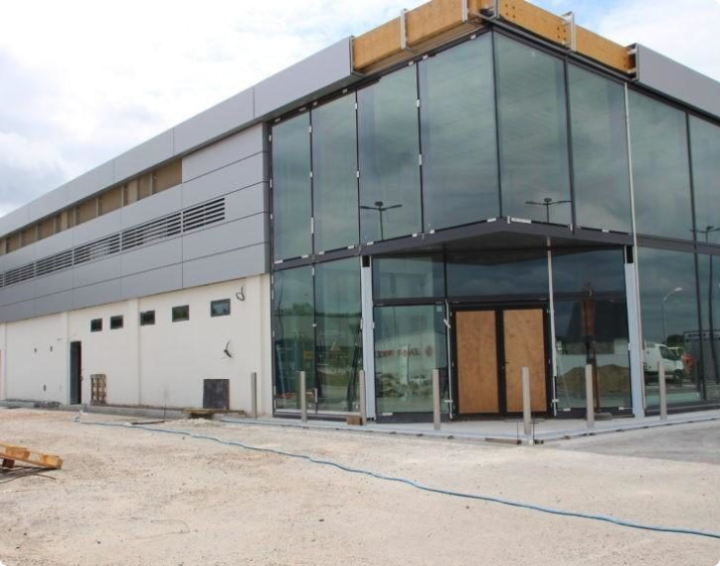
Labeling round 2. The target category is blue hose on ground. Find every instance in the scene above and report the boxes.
[73,414,720,542]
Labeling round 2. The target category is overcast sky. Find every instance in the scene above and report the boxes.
[1,0,719,217]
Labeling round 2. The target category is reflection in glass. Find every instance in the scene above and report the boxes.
[698,254,720,403]
[568,66,632,233]
[358,67,422,242]
[495,34,571,225]
[690,117,720,246]
[272,114,312,260]
[629,92,693,240]
[312,95,359,252]
[552,250,631,411]
[419,35,499,231]
[447,250,549,298]
[273,267,315,410]
[315,259,363,412]
[638,248,702,407]
[373,255,445,300]
[375,305,448,414]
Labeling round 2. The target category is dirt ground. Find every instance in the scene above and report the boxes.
[1,408,718,566]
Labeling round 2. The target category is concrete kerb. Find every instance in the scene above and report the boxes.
[0,400,186,421]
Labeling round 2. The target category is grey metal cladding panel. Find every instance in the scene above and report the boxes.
[114,130,174,182]
[121,185,183,227]
[29,230,75,259]
[182,214,267,262]
[65,160,115,203]
[0,245,37,272]
[182,244,268,288]
[181,153,266,207]
[35,270,74,298]
[182,124,265,182]
[28,185,69,225]
[73,256,122,287]
[254,37,352,117]
[173,88,255,156]
[1,281,36,306]
[72,279,122,310]
[224,183,268,220]
[72,209,123,247]
[121,238,183,276]
[0,206,31,239]
[637,45,720,120]
[35,290,74,318]
[121,264,183,300]
[1,300,36,324]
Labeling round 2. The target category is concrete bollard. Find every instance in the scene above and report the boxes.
[585,364,595,430]
[251,372,258,420]
[658,362,668,421]
[432,369,441,431]
[522,367,532,441]
[358,370,367,425]
[299,371,307,423]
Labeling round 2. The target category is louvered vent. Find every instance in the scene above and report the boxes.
[4,263,36,286]
[36,250,74,277]
[73,234,121,265]
[122,212,182,251]
[183,198,225,232]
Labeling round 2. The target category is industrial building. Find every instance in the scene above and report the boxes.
[1,0,719,422]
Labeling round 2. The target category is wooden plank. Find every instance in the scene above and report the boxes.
[457,311,499,414]
[503,309,547,413]
[576,27,633,72]
[0,443,63,470]
[499,0,567,45]
[406,0,465,46]
[353,18,402,71]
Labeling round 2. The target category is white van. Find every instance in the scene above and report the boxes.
[643,343,685,384]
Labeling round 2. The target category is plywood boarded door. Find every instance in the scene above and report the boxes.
[457,311,499,414]
[504,309,547,413]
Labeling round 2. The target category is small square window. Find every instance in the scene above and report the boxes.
[90,319,103,332]
[110,315,124,330]
[140,310,156,326]
[210,299,231,318]
[172,305,190,322]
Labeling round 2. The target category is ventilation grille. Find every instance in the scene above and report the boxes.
[0,197,227,289]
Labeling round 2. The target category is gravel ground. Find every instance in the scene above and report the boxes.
[0,408,718,566]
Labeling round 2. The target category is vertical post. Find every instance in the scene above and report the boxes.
[358,370,367,425]
[658,361,668,421]
[299,371,307,423]
[250,372,258,420]
[585,364,595,430]
[522,367,532,440]
[432,369,441,431]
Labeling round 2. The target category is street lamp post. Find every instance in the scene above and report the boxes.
[525,197,572,224]
[360,200,402,241]
[662,287,683,345]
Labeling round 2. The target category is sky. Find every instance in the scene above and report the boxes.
[1,0,719,217]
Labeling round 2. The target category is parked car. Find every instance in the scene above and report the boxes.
[644,343,685,384]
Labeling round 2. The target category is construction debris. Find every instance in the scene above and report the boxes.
[0,442,63,470]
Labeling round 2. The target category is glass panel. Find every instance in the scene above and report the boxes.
[689,117,720,245]
[272,114,312,260]
[638,248,702,407]
[373,255,445,300]
[447,250,549,298]
[359,66,422,242]
[315,259,363,412]
[495,34,571,225]
[698,254,720,403]
[375,305,448,414]
[312,95,359,252]
[629,92,693,240]
[273,267,315,411]
[568,66,632,233]
[210,299,231,317]
[419,35,499,231]
[552,249,631,411]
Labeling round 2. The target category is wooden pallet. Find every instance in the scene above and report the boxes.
[0,442,63,470]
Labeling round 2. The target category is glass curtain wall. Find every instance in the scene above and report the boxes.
[552,249,631,411]
[638,247,702,408]
[495,34,572,225]
[628,92,694,241]
[698,254,720,403]
[419,34,499,231]
[690,117,720,245]
[568,66,632,233]
[272,114,312,260]
[358,67,422,243]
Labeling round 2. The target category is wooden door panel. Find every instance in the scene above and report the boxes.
[504,309,547,413]
[457,311,499,414]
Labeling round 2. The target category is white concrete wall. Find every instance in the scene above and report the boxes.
[0,275,273,415]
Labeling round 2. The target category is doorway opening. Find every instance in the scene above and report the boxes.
[70,341,82,405]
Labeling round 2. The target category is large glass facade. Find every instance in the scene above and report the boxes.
[568,66,632,233]
[552,249,631,411]
[698,254,720,403]
[690,117,720,244]
[629,92,694,241]
[358,67,422,242]
[495,34,571,225]
[419,34,499,231]
[373,255,445,300]
[272,114,311,260]
[312,94,359,252]
[638,248,702,408]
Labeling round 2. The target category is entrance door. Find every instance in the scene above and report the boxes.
[456,308,548,415]
[70,341,82,405]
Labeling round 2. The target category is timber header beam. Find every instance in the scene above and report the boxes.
[352,0,634,74]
